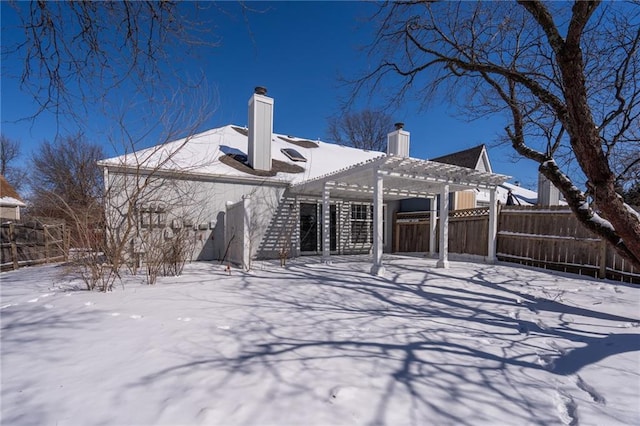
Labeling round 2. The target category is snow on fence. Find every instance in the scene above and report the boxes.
[393,206,639,284]
[0,221,69,272]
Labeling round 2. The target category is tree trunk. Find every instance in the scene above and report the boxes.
[555,27,640,268]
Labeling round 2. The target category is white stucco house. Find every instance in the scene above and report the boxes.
[98,87,510,274]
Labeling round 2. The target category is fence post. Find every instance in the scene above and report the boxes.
[598,238,607,279]
[10,222,18,270]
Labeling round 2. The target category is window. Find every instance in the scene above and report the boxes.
[139,204,166,228]
[350,204,386,245]
[281,148,307,162]
[350,204,372,244]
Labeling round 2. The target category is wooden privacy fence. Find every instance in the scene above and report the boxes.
[393,206,639,284]
[1,221,69,271]
[497,206,638,283]
[394,208,489,256]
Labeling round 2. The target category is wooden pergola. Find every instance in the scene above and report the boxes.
[290,155,510,275]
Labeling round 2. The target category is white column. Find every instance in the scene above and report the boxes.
[370,170,385,276]
[487,187,498,264]
[437,185,450,268]
[429,196,437,257]
[322,183,331,263]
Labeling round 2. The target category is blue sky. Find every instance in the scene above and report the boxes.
[1,1,538,189]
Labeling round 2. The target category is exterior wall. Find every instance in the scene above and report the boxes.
[105,170,285,262]
[453,190,476,210]
[0,206,20,221]
[476,188,491,207]
[105,170,400,264]
[399,198,430,212]
[261,196,397,257]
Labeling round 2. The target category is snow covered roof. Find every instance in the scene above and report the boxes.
[496,182,568,206]
[98,125,384,185]
[0,175,25,207]
[497,182,539,206]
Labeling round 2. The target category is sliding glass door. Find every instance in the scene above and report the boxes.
[299,203,337,254]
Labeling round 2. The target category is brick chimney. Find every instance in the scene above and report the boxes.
[248,86,274,171]
[386,122,410,157]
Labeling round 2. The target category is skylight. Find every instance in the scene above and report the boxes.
[281,148,307,162]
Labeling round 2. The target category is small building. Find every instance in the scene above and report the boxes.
[0,175,26,222]
[99,88,508,273]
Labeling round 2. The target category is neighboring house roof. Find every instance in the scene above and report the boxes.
[0,175,26,207]
[99,125,384,185]
[497,182,538,206]
[431,144,492,172]
[495,181,568,206]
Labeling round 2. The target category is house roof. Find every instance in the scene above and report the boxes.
[0,175,26,207]
[497,182,538,206]
[99,125,384,185]
[496,181,567,206]
[99,125,509,201]
[431,144,490,171]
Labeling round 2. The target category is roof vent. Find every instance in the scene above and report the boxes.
[254,86,267,95]
[394,122,404,130]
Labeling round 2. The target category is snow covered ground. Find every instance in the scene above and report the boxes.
[1,255,639,426]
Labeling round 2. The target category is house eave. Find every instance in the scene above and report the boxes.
[99,163,292,187]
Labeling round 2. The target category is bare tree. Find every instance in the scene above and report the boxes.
[327,109,393,151]
[0,134,27,192]
[3,1,218,123]
[99,86,218,286]
[353,1,640,267]
[4,2,246,287]
[29,134,105,222]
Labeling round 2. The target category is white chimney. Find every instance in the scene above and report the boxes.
[386,122,410,157]
[537,172,560,206]
[248,86,274,171]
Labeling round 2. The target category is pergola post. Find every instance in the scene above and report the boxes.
[322,182,331,263]
[429,196,437,257]
[487,187,498,264]
[437,185,450,269]
[370,169,385,276]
